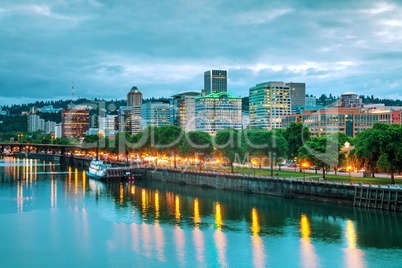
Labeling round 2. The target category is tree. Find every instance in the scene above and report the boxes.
[283,122,311,170]
[298,136,338,180]
[158,125,185,168]
[376,124,402,184]
[244,128,287,176]
[114,132,132,162]
[180,131,214,170]
[215,128,243,173]
[327,132,350,175]
[354,124,382,177]
[136,126,161,165]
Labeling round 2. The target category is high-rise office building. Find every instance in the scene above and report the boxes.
[99,115,117,132]
[126,85,142,134]
[286,82,306,107]
[195,92,242,135]
[127,85,142,106]
[249,81,291,129]
[141,101,170,129]
[131,106,141,134]
[170,91,200,132]
[61,109,89,138]
[204,70,227,95]
[116,106,133,133]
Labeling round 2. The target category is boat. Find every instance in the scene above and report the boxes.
[87,159,125,181]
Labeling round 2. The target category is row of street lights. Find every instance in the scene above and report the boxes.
[301,162,353,183]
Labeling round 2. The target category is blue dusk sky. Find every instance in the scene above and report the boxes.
[1,0,402,105]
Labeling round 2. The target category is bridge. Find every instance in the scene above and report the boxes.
[0,143,81,155]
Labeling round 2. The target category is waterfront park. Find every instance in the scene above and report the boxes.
[72,122,402,185]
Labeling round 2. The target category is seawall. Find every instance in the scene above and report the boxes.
[132,167,402,212]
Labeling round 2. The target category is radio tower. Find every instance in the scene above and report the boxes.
[71,78,74,105]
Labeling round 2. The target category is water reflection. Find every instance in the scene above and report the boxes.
[251,208,266,268]
[344,220,365,268]
[17,179,23,213]
[1,159,402,267]
[51,174,57,208]
[193,198,204,265]
[154,190,165,262]
[174,195,185,265]
[300,214,318,268]
[214,202,228,267]
[142,189,146,218]
[82,171,86,196]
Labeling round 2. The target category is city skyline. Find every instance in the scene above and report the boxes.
[1,0,402,105]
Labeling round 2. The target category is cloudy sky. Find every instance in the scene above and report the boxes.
[1,0,402,105]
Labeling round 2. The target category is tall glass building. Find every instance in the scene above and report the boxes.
[204,70,228,95]
[170,91,200,132]
[195,92,242,135]
[249,81,291,129]
[140,101,170,130]
[286,82,306,107]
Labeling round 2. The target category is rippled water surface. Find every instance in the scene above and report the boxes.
[0,157,401,267]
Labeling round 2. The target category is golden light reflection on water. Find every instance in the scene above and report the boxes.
[300,214,318,268]
[142,189,146,218]
[75,168,78,194]
[22,158,25,180]
[344,220,364,268]
[194,198,201,225]
[155,191,159,220]
[68,166,71,191]
[346,220,356,249]
[120,183,124,205]
[82,171,86,196]
[34,159,37,182]
[131,186,135,195]
[193,198,205,265]
[214,202,227,267]
[175,195,181,223]
[251,208,266,268]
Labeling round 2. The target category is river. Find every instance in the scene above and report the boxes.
[0,157,401,267]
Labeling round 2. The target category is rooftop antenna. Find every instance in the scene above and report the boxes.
[71,78,74,104]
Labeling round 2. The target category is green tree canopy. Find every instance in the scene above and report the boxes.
[158,125,185,168]
[214,128,243,173]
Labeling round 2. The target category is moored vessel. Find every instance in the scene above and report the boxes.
[87,159,125,182]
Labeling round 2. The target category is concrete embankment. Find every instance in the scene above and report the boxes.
[132,167,402,212]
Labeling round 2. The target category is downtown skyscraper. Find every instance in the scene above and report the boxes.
[204,70,227,95]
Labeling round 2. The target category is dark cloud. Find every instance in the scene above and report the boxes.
[0,0,401,105]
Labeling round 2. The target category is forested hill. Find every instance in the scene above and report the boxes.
[2,97,171,115]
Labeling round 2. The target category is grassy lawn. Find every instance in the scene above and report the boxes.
[182,165,400,185]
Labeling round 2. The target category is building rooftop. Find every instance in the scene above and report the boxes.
[171,91,201,98]
[342,92,357,95]
[129,85,141,93]
[195,92,241,99]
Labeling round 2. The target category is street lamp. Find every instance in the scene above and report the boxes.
[302,163,308,179]
[347,166,352,183]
